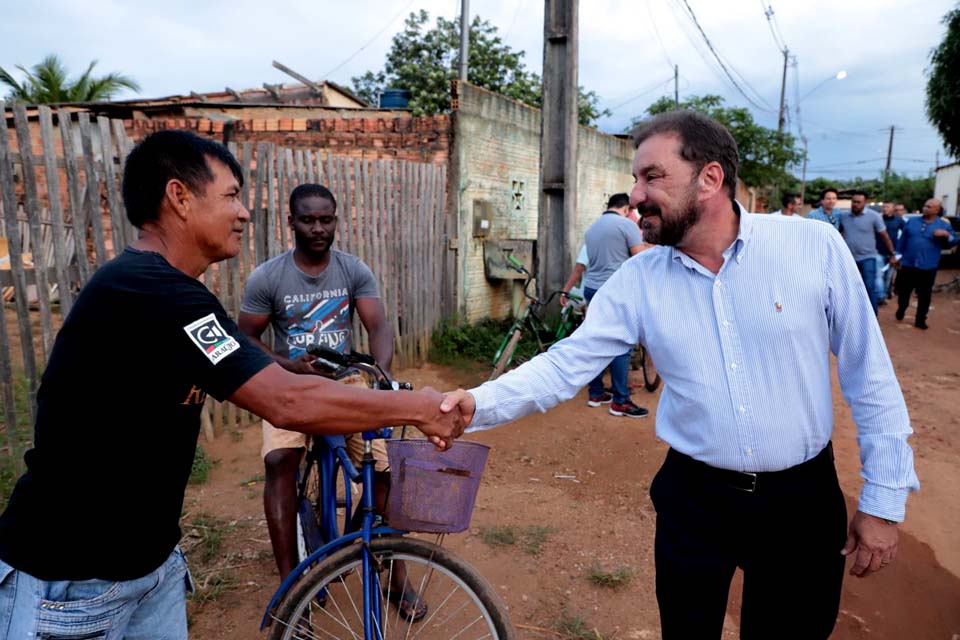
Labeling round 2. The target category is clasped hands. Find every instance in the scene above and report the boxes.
[416,388,477,451]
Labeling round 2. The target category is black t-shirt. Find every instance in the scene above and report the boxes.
[0,249,272,581]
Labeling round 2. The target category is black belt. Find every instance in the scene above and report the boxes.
[666,442,835,493]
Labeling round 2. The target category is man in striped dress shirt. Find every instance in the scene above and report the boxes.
[440,111,918,639]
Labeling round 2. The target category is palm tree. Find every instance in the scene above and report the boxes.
[0,54,140,104]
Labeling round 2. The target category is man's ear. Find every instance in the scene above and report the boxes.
[164,179,191,221]
[697,161,725,200]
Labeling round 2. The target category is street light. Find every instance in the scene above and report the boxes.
[798,70,847,202]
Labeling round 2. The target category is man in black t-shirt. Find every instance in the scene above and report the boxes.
[0,131,463,639]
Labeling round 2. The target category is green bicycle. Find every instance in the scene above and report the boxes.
[489,254,584,381]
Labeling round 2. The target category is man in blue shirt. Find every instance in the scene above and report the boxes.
[895,198,958,329]
[838,191,897,315]
[440,111,917,639]
[878,202,906,301]
[807,187,841,230]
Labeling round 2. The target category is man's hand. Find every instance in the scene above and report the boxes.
[440,389,476,428]
[283,353,336,377]
[888,255,900,267]
[417,386,465,451]
[933,228,950,239]
[841,511,899,578]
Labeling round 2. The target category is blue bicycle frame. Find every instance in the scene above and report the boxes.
[260,429,408,635]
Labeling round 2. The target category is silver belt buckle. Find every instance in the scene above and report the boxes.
[737,472,758,492]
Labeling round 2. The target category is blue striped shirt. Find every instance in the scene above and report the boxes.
[807,206,841,230]
[469,205,919,521]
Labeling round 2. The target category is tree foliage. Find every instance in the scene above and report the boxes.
[926,5,960,159]
[0,54,140,104]
[352,10,610,126]
[635,94,802,189]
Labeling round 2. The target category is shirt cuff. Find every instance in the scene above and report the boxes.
[464,383,499,433]
[858,482,910,523]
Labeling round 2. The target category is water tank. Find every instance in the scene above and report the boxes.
[379,88,412,109]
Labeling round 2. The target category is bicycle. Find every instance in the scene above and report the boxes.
[489,253,584,381]
[261,345,515,640]
[630,344,662,392]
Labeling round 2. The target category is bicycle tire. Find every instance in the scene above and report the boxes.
[640,346,662,393]
[267,537,515,640]
[489,328,522,381]
[296,454,324,563]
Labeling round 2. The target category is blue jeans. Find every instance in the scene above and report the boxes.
[583,286,632,404]
[0,547,193,639]
[855,257,881,315]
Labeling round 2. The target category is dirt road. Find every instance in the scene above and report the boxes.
[186,270,960,639]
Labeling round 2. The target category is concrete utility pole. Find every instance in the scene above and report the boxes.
[459,0,470,81]
[538,0,580,302]
[777,48,788,132]
[884,125,895,198]
[674,64,679,106]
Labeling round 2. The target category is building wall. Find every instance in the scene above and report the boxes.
[450,82,634,322]
[934,163,960,217]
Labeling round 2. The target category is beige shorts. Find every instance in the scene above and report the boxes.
[261,372,390,471]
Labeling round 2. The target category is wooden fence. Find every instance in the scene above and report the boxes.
[0,102,448,470]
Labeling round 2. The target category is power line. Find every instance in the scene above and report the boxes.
[318,0,417,81]
[645,0,676,71]
[606,76,676,112]
[760,1,787,53]
[503,0,528,40]
[672,0,775,113]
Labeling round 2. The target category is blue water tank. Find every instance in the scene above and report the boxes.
[379,88,412,109]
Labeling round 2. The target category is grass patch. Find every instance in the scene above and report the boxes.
[430,317,540,370]
[1,374,36,508]
[188,445,215,485]
[188,569,238,604]
[554,609,606,640]
[182,513,228,564]
[479,524,518,547]
[586,565,633,589]
[479,524,555,556]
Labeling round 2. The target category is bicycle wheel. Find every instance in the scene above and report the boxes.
[268,537,515,640]
[489,328,522,381]
[640,346,662,393]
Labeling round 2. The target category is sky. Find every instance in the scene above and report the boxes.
[1,0,955,182]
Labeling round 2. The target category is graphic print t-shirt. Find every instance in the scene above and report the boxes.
[0,249,272,581]
[241,249,380,359]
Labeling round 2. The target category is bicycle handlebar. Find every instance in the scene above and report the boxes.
[306,345,412,391]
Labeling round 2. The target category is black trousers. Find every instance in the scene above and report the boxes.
[896,266,938,325]
[650,446,847,640]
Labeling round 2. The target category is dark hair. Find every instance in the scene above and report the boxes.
[850,189,869,199]
[819,187,839,200]
[630,110,739,201]
[781,192,800,208]
[607,193,631,210]
[289,183,337,215]
[122,130,243,228]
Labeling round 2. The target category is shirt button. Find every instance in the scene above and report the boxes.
[723,320,730,328]
[739,405,746,414]
[730,362,737,370]
[715,279,722,287]
[746,448,753,456]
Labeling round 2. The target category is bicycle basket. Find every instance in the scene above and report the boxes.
[384,439,490,534]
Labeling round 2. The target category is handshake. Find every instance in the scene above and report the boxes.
[415,388,477,450]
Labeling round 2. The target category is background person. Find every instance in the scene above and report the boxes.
[895,198,958,330]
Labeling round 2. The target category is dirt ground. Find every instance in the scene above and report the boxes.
[185,270,960,639]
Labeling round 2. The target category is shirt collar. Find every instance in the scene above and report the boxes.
[670,200,752,270]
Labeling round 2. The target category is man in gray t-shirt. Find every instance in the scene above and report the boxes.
[838,191,897,315]
[582,193,647,418]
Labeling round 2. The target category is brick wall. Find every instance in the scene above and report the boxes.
[450,82,634,322]
[125,114,451,165]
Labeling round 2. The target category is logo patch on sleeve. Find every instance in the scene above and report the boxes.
[184,313,240,365]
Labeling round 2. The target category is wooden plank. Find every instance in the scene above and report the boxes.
[304,149,315,183]
[265,144,278,259]
[353,158,365,269]
[337,156,352,257]
[283,147,296,249]
[57,108,90,285]
[38,106,75,316]
[398,161,410,367]
[252,142,268,265]
[238,142,253,282]
[111,119,136,247]
[77,113,108,266]
[385,161,401,364]
[97,116,125,254]
[13,103,55,365]
[295,148,306,185]
[275,148,287,252]
[416,163,427,362]
[314,151,324,186]
[0,100,38,423]
[0,294,21,469]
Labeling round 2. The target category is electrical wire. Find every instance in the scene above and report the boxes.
[318,0,417,81]
[606,76,676,112]
[672,0,776,113]
[504,0,529,40]
[760,0,786,53]
[645,0,676,72]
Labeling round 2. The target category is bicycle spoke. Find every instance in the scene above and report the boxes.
[444,615,487,640]
[383,557,395,639]
[335,572,364,637]
[409,584,463,640]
